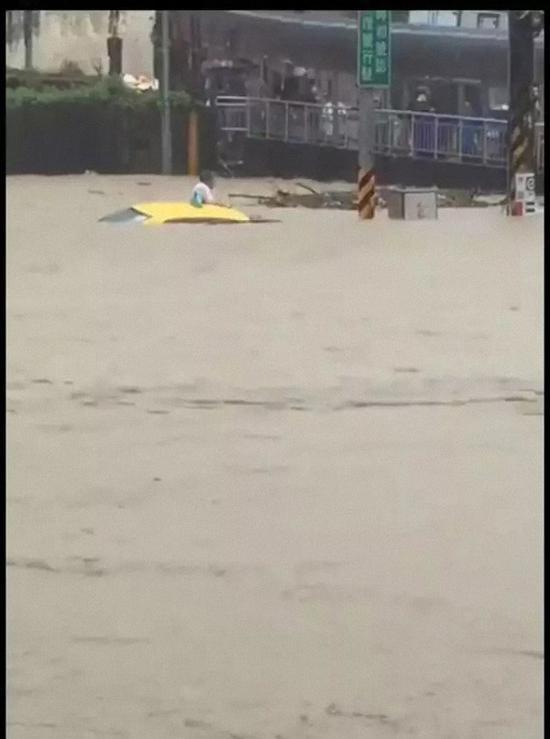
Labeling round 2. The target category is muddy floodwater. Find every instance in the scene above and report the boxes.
[7,175,543,739]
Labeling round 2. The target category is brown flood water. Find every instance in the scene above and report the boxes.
[7,175,543,738]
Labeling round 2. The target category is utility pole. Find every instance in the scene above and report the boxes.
[160,10,172,175]
[507,10,543,213]
[508,11,534,208]
[357,11,391,220]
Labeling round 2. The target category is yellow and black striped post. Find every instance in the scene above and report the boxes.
[507,11,536,213]
[358,167,376,219]
[358,87,377,220]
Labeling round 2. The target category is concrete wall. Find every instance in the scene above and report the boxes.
[6,10,155,76]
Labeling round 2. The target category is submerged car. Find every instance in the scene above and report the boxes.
[100,201,251,226]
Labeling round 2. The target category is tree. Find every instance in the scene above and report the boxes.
[107,11,122,76]
[23,10,33,70]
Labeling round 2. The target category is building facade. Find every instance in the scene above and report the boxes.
[162,10,544,117]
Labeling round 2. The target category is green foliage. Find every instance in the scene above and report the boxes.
[6,76,192,111]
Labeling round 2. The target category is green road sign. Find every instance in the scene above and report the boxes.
[357,10,391,88]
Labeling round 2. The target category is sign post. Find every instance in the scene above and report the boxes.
[357,10,391,220]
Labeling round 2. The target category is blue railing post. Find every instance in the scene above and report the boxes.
[285,102,288,142]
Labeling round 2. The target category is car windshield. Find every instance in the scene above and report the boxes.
[99,208,149,224]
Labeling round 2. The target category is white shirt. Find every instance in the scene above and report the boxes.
[191,182,214,205]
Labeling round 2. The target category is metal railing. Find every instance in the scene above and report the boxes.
[216,96,545,171]
[535,122,544,173]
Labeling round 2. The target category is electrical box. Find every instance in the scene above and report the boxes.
[387,187,438,220]
[513,172,536,215]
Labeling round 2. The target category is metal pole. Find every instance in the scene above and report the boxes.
[507,10,536,213]
[284,101,289,142]
[358,88,376,219]
[160,10,172,175]
[344,109,349,149]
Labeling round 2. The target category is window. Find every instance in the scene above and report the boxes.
[477,13,500,30]
[391,11,409,24]
[463,84,482,116]
[227,28,238,54]
[408,11,429,24]
[409,10,457,26]
[375,89,389,108]
[100,208,150,225]
[488,86,508,111]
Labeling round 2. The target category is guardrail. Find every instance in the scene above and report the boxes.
[216,96,545,172]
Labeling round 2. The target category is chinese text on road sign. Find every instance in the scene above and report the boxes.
[357,10,391,88]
